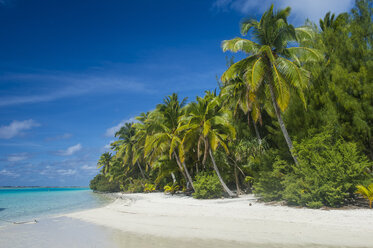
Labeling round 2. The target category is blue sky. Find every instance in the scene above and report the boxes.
[0,0,354,186]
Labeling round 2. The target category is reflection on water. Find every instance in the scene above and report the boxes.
[0,216,339,248]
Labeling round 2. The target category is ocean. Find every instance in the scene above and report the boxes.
[0,187,111,225]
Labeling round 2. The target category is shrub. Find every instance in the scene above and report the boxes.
[355,183,373,208]
[89,174,120,192]
[164,183,180,194]
[253,151,290,201]
[144,183,156,193]
[282,131,372,207]
[193,172,223,199]
[123,179,147,193]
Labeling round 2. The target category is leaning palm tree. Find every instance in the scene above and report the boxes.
[356,184,373,208]
[221,4,322,165]
[180,91,236,197]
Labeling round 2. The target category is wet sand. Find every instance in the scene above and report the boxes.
[0,216,284,248]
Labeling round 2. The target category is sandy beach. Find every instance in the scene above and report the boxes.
[66,193,373,247]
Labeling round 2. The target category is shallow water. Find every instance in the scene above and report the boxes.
[0,187,111,225]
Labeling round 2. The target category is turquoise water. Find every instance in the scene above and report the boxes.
[0,187,112,225]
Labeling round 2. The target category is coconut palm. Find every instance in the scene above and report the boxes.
[356,184,373,208]
[320,12,348,31]
[180,91,236,197]
[144,93,195,191]
[221,4,322,165]
[113,123,146,179]
[97,152,112,175]
[220,78,265,144]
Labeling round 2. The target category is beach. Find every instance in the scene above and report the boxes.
[65,192,373,247]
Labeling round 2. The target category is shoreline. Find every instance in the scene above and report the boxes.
[66,192,373,247]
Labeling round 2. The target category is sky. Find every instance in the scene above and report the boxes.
[0,0,355,186]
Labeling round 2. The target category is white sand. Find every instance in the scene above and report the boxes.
[66,193,373,247]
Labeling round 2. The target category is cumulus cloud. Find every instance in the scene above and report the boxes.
[105,117,137,137]
[213,0,354,24]
[7,152,30,162]
[0,119,40,139]
[57,143,82,156]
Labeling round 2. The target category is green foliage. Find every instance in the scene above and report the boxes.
[356,183,373,208]
[281,131,372,207]
[144,183,156,193]
[164,183,180,194]
[253,154,289,201]
[89,174,120,192]
[123,179,148,193]
[193,172,224,199]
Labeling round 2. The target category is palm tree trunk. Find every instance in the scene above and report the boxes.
[182,161,195,191]
[268,82,299,165]
[209,148,236,197]
[252,118,262,145]
[171,172,176,183]
[234,163,242,195]
[136,162,146,179]
[173,151,195,191]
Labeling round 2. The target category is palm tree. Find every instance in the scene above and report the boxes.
[356,184,373,208]
[220,78,264,144]
[97,152,112,175]
[113,123,146,179]
[221,4,322,165]
[131,113,151,177]
[180,91,236,197]
[319,12,347,31]
[144,93,195,191]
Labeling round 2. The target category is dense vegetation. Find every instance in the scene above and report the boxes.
[90,1,373,208]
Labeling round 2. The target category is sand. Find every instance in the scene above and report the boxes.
[66,193,373,247]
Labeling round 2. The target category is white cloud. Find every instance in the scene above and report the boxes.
[213,0,354,24]
[57,143,82,156]
[0,169,20,177]
[0,119,40,139]
[81,165,97,170]
[105,117,137,137]
[7,153,30,162]
[57,169,77,176]
[104,140,115,149]
[0,72,152,107]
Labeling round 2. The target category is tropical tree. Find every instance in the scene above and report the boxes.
[319,11,348,31]
[97,152,112,175]
[144,93,195,190]
[113,123,146,179]
[180,91,236,197]
[220,78,266,144]
[221,4,322,165]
